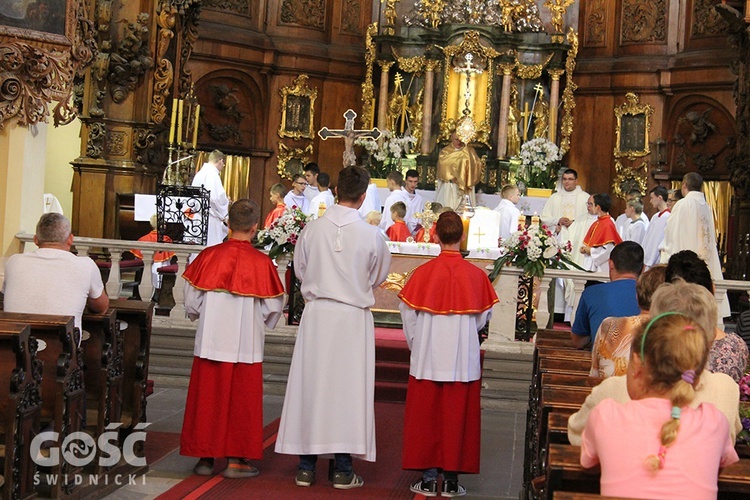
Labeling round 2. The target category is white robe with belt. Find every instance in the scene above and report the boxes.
[275,204,391,461]
[191,162,229,247]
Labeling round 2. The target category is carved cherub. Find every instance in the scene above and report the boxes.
[680,109,717,145]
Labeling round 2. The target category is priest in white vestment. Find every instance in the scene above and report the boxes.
[494,184,522,242]
[660,172,729,319]
[358,182,381,219]
[191,149,229,247]
[403,169,425,233]
[275,166,391,490]
[642,186,670,268]
[379,170,410,232]
[435,132,482,209]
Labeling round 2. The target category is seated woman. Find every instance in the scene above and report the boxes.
[665,250,748,383]
[590,265,667,378]
[581,312,739,499]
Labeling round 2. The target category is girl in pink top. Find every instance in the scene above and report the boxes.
[581,312,739,499]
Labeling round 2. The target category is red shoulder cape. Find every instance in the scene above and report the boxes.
[583,216,622,247]
[183,239,284,297]
[387,221,411,242]
[398,251,498,314]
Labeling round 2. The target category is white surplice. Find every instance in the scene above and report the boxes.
[307,189,335,217]
[303,184,320,202]
[284,191,309,214]
[642,210,669,267]
[615,211,649,238]
[624,218,646,246]
[404,189,425,233]
[494,198,521,242]
[275,204,391,461]
[379,187,410,231]
[191,162,229,247]
[661,190,729,318]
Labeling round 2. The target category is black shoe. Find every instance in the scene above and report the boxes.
[409,479,438,497]
[442,479,466,497]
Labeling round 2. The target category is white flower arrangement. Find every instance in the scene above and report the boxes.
[257,206,311,259]
[490,223,579,279]
[518,138,561,189]
[355,130,417,177]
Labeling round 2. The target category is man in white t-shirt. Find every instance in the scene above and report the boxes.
[2,213,109,336]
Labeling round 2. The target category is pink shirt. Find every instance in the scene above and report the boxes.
[581,398,738,499]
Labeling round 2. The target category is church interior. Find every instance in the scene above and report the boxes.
[2,1,750,499]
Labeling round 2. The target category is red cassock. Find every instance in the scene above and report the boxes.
[131,230,174,262]
[398,251,498,473]
[180,239,284,459]
[386,220,412,242]
[263,203,287,229]
[583,215,622,247]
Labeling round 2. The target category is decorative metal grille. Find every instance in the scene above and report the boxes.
[156,184,210,245]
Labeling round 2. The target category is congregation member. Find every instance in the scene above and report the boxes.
[284,173,310,214]
[192,149,230,247]
[379,170,410,232]
[590,265,667,378]
[642,186,670,268]
[571,241,642,349]
[307,172,335,217]
[622,198,646,246]
[579,194,622,273]
[264,183,287,229]
[275,166,391,489]
[398,211,498,498]
[403,169,425,233]
[131,215,176,299]
[386,202,411,242]
[2,213,109,338]
[567,281,742,446]
[493,184,521,243]
[660,172,729,319]
[665,250,748,383]
[614,189,649,237]
[303,162,321,201]
[181,199,284,478]
[581,313,738,499]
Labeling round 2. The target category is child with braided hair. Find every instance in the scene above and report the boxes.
[580,312,738,499]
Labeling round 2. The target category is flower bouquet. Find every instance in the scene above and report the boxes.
[355,130,417,179]
[257,206,311,260]
[518,138,561,190]
[488,223,582,280]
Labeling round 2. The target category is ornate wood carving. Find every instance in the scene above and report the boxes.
[86,121,107,158]
[106,130,128,156]
[208,84,243,121]
[280,0,326,30]
[206,122,242,144]
[203,0,250,15]
[178,3,202,97]
[133,127,161,168]
[672,104,736,174]
[692,0,730,38]
[341,0,361,35]
[109,13,154,103]
[584,0,606,47]
[151,6,177,125]
[620,0,666,44]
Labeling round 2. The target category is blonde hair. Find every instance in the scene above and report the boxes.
[630,313,708,471]
[649,281,717,346]
[365,211,382,226]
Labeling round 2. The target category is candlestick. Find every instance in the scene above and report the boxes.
[460,216,470,252]
[176,99,184,147]
[192,104,200,149]
[168,98,177,145]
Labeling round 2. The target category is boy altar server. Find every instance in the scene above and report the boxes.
[398,211,499,497]
[275,166,392,489]
[180,199,285,478]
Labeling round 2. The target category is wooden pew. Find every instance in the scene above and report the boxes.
[0,312,84,498]
[547,443,750,498]
[109,300,153,439]
[81,309,123,474]
[0,322,40,500]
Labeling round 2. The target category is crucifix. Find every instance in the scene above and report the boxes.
[414,202,440,243]
[318,109,382,167]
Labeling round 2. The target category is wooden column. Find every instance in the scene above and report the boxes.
[420,60,439,154]
[548,69,564,144]
[377,61,394,131]
[496,63,515,159]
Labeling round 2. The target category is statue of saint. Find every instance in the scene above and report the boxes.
[507,104,521,157]
[435,132,483,209]
[533,97,549,139]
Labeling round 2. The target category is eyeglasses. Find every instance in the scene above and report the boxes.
[667,198,676,203]
[295,181,308,186]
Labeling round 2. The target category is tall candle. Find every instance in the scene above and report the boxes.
[176,99,184,146]
[168,98,177,145]
[460,216,470,252]
[531,214,540,227]
[518,213,526,231]
[192,104,200,149]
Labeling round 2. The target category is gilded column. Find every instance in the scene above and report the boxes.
[421,60,440,155]
[548,69,564,144]
[377,61,394,131]
[496,63,515,159]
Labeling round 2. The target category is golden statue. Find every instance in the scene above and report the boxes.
[533,96,550,139]
[507,85,521,157]
[544,0,574,34]
[435,132,483,209]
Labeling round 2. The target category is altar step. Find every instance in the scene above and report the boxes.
[148,324,532,410]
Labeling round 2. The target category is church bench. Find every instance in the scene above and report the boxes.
[0,322,40,500]
[546,443,750,498]
[0,313,84,497]
[81,309,123,474]
[108,300,153,443]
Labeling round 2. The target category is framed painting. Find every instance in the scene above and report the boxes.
[277,143,313,180]
[278,74,317,140]
[0,0,76,46]
[614,92,654,159]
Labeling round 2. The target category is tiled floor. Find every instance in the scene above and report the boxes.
[104,387,526,499]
